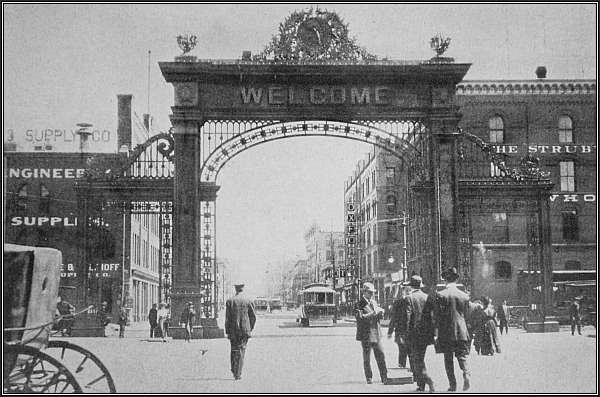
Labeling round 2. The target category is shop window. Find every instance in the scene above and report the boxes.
[559,161,575,192]
[489,116,504,143]
[565,260,582,270]
[562,210,579,242]
[494,261,512,279]
[491,212,509,243]
[386,167,395,183]
[558,115,573,143]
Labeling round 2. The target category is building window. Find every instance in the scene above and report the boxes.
[387,222,397,241]
[562,210,579,242]
[39,184,50,213]
[490,162,503,177]
[386,167,395,183]
[492,212,509,243]
[558,115,573,143]
[494,261,512,279]
[16,184,28,210]
[564,260,582,270]
[386,195,396,214]
[489,116,504,143]
[559,161,575,192]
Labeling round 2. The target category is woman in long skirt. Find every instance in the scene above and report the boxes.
[480,296,501,355]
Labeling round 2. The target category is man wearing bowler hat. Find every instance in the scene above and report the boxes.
[403,275,436,393]
[355,282,389,385]
[225,282,256,380]
[434,267,472,392]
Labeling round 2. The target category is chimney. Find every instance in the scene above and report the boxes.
[117,94,133,150]
[143,113,153,133]
[76,123,93,153]
[535,66,547,79]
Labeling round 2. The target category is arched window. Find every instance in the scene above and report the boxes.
[494,261,512,279]
[565,260,582,270]
[386,195,397,214]
[558,115,573,143]
[39,184,51,213]
[489,116,504,143]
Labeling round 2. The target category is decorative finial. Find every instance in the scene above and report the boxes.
[430,34,451,57]
[177,33,198,55]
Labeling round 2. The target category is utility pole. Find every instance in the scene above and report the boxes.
[330,231,338,322]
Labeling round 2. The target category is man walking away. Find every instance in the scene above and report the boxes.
[149,304,158,338]
[497,300,510,335]
[387,287,410,370]
[404,275,435,393]
[117,306,128,338]
[433,267,472,392]
[225,282,256,380]
[355,282,389,385]
[569,297,583,336]
[180,302,196,342]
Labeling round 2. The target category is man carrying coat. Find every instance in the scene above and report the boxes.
[225,282,256,380]
[403,275,436,393]
[434,267,472,392]
[387,286,410,370]
[355,282,389,385]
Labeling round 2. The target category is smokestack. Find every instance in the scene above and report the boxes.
[76,123,93,153]
[143,113,153,133]
[117,94,133,150]
[535,66,547,79]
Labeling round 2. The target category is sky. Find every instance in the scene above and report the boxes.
[3,3,597,295]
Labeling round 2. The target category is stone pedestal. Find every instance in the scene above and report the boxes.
[168,320,224,339]
[169,326,204,339]
[385,367,414,385]
[525,320,559,333]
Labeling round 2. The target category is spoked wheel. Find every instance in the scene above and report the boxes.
[3,344,82,393]
[45,341,116,393]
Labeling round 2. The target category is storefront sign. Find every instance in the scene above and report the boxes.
[7,168,86,179]
[549,194,596,202]
[492,144,596,154]
[88,263,121,278]
[61,263,78,278]
[11,216,78,226]
[5,128,112,144]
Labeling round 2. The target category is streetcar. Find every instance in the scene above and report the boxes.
[254,297,270,312]
[296,283,337,327]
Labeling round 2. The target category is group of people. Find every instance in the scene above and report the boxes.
[148,302,173,342]
[357,266,506,393]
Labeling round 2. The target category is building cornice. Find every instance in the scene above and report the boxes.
[457,80,596,96]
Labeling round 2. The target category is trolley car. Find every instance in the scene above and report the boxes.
[296,283,337,327]
[3,244,116,393]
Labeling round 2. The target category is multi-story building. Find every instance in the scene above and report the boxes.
[3,95,168,328]
[345,70,596,306]
[303,224,345,290]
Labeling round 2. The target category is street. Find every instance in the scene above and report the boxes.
[52,312,597,394]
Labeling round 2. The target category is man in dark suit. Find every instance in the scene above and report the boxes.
[497,300,510,335]
[404,275,436,393]
[225,282,256,380]
[148,303,158,338]
[569,297,583,336]
[355,282,389,385]
[434,267,472,392]
[387,287,410,369]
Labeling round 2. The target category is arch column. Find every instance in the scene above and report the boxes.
[429,116,461,282]
[170,117,204,329]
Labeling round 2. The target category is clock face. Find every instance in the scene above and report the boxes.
[298,17,332,50]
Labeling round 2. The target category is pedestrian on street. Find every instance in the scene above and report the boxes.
[387,285,411,370]
[468,300,486,355]
[403,275,436,393]
[149,303,158,338]
[225,282,256,380]
[55,296,75,337]
[117,306,128,338]
[355,282,389,385]
[180,301,196,342]
[569,297,583,336]
[479,296,501,355]
[157,302,169,342]
[497,300,510,335]
[433,267,472,392]
[97,301,111,337]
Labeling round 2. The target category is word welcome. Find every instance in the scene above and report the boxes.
[240,86,406,106]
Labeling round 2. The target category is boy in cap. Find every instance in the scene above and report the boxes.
[355,282,389,385]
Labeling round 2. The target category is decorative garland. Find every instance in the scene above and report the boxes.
[254,8,377,62]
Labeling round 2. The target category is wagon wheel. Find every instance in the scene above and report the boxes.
[3,344,82,393]
[45,341,116,393]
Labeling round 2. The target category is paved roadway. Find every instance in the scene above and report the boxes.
[53,312,597,394]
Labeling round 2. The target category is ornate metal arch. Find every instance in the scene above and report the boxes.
[200,120,426,183]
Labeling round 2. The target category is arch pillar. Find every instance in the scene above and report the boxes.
[429,116,462,282]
